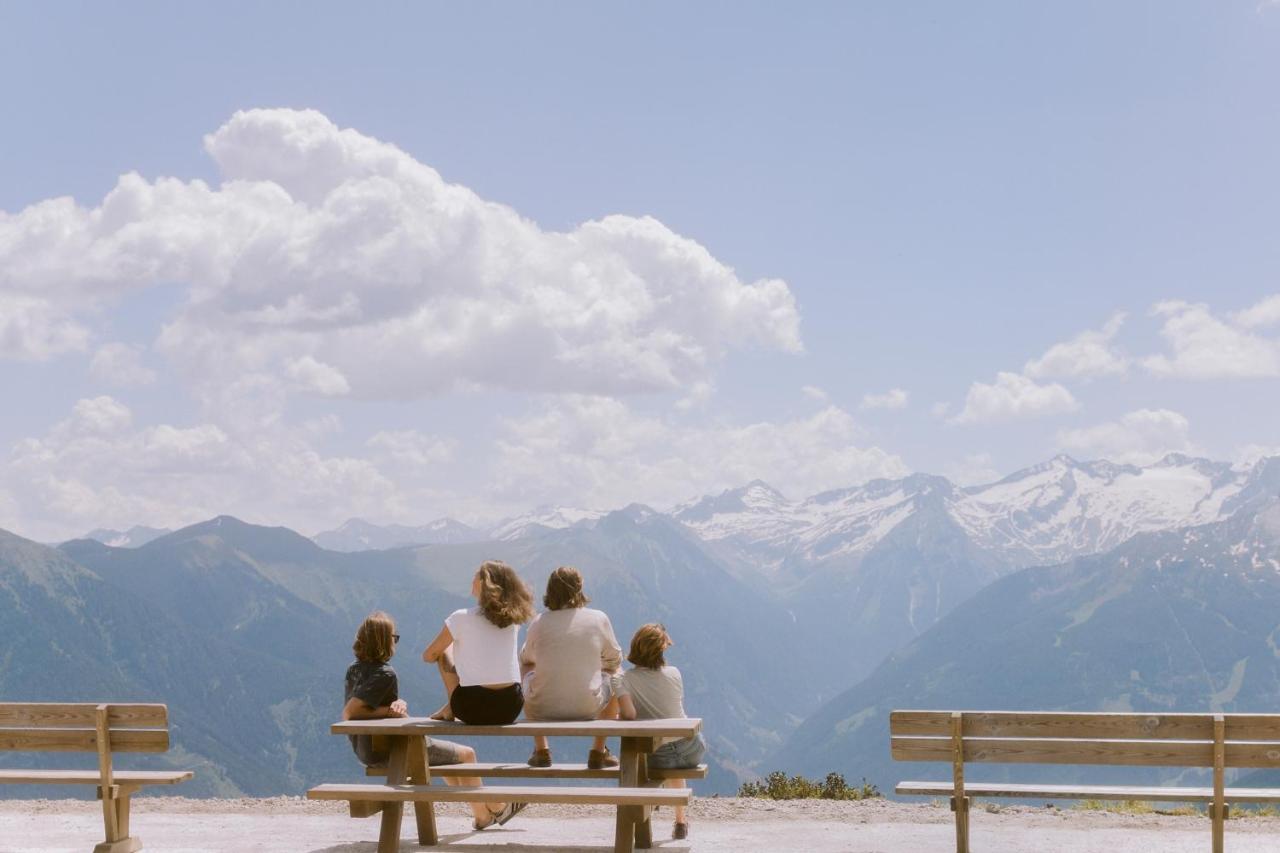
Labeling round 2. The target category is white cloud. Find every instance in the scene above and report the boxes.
[491,397,909,512]
[286,355,350,396]
[1056,408,1196,465]
[860,388,909,410]
[0,294,90,360]
[802,385,829,402]
[4,397,395,541]
[950,371,1079,425]
[367,430,454,469]
[90,342,157,387]
[1,108,801,399]
[1142,299,1280,379]
[941,452,1001,487]
[1024,312,1128,380]
[1233,295,1280,330]
[1235,444,1280,468]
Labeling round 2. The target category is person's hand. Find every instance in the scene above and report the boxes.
[390,699,409,718]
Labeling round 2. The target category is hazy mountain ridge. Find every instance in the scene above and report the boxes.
[774,500,1280,792]
[313,517,484,551]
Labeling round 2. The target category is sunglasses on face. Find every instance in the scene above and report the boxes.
[393,634,401,643]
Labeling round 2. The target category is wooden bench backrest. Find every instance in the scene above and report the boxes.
[0,703,170,753]
[890,711,1280,769]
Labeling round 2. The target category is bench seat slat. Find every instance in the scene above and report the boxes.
[896,781,1280,804]
[0,769,193,786]
[308,783,691,806]
[364,762,709,780]
[893,735,1280,768]
[0,704,168,730]
[0,727,169,753]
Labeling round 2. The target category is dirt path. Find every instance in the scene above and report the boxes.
[1,797,1278,852]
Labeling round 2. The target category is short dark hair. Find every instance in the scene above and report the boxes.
[627,623,671,669]
[544,566,590,611]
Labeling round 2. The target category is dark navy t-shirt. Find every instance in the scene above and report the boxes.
[344,660,398,762]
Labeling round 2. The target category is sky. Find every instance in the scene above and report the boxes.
[2,1,1280,541]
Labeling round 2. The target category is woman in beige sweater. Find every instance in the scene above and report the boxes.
[520,566,623,768]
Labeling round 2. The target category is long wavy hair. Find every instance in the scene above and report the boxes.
[475,560,535,629]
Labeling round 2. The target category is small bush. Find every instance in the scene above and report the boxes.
[738,771,880,800]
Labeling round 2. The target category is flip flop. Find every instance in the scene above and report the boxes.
[495,801,528,825]
[473,804,503,831]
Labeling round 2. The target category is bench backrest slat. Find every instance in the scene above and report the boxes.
[891,710,1213,740]
[0,703,167,729]
[0,726,169,753]
[891,710,1280,770]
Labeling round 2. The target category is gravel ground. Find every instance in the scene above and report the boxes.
[1,796,1279,852]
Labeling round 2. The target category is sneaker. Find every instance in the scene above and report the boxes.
[527,748,552,768]
[587,747,620,770]
[673,821,689,840]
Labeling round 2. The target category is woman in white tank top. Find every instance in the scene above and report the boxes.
[422,560,535,725]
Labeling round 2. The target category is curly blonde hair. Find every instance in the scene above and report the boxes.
[476,561,535,628]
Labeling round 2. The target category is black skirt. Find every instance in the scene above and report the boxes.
[451,683,524,725]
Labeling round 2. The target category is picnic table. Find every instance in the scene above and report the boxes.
[308,716,705,853]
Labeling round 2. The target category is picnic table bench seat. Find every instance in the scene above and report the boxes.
[310,716,703,853]
[0,702,193,853]
[891,709,1280,853]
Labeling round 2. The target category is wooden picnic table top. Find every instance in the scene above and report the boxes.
[330,716,701,739]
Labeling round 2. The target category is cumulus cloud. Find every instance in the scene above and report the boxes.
[4,396,395,541]
[1142,298,1280,379]
[941,452,1001,487]
[1,108,801,399]
[950,371,1078,425]
[0,294,90,360]
[1056,408,1197,465]
[860,388,909,410]
[366,429,454,469]
[802,385,829,402]
[90,342,158,387]
[1024,313,1129,380]
[492,397,909,511]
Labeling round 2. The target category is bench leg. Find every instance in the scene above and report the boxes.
[407,735,439,846]
[614,736,646,853]
[92,840,142,853]
[951,795,970,853]
[350,801,385,819]
[1211,803,1227,853]
[377,737,409,853]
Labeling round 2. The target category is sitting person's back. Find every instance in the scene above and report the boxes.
[520,567,622,768]
[613,623,705,841]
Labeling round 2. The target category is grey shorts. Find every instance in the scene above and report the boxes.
[353,735,469,767]
[647,733,706,770]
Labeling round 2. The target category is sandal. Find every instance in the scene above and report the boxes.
[495,801,527,825]
[473,805,502,831]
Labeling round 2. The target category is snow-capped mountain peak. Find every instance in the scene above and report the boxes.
[489,506,609,541]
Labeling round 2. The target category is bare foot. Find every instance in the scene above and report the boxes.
[429,703,454,721]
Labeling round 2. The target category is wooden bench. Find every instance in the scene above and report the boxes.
[309,717,702,853]
[891,709,1280,853]
[0,702,194,853]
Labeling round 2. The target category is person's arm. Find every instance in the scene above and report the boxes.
[342,696,408,720]
[519,619,537,679]
[422,625,453,663]
[616,693,637,721]
[599,615,623,674]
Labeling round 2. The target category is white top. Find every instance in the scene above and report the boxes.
[445,607,521,686]
[519,608,622,720]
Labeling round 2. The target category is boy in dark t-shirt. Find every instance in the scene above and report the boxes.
[343,612,526,829]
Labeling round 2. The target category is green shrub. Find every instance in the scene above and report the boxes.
[738,771,880,800]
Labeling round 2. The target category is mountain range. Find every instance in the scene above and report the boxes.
[10,451,1278,797]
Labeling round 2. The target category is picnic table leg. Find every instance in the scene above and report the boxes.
[614,736,644,853]
[634,751,653,849]
[377,736,409,853]
[407,735,439,846]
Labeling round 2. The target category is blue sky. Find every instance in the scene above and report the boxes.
[2,2,1279,540]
